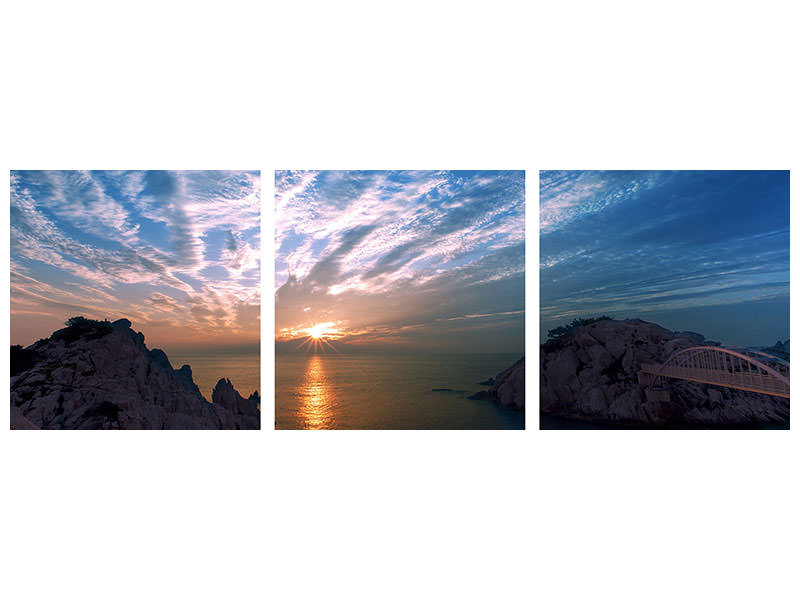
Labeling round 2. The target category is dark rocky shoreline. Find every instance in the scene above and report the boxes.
[11,317,260,430]
[540,318,789,429]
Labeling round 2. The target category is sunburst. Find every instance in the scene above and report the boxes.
[308,323,329,339]
[294,322,342,354]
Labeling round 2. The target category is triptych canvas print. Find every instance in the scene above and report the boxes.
[9,170,790,430]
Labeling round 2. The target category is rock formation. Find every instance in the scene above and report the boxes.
[489,357,525,410]
[10,317,260,429]
[211,378,261,429]
[471,357,525,410]
[761,339,790,361]
[540,318,789,427]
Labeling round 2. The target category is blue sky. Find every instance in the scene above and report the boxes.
[11,170,261,351]
[275,171,525,352]
[540,170,789,346]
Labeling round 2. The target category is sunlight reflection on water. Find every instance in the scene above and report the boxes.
[299,355,335,429]
[276,353,524,430]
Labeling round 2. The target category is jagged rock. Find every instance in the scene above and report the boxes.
[212,377,260,425]
[541,318,789,427]
[148,348,172,370]
[761,339,790,361]
[10,318,259,430]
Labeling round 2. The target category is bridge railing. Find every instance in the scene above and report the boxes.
[638,346,790,399]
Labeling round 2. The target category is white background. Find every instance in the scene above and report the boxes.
[1,1,798,599]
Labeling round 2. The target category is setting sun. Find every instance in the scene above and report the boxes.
[275,170,526,431]
[306,322,336,340]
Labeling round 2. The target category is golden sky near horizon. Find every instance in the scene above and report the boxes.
[11,170,261,352]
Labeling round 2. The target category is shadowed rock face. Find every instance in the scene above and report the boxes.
[540,319,789,427]
[469,357,525,411]
[211,379,260,429]
[10,318,259,430]
[489,357,525,410]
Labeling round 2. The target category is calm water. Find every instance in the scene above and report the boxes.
[170,352,260,402]
[275,353,525,430]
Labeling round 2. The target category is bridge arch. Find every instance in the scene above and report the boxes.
[639,346,790,398]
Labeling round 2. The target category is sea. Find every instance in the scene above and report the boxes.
[275,353,524,430]
[169,352,261,402]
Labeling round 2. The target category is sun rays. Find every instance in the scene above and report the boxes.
[274,171,526,353]
[306,322,335,339]
[290,322,342,353]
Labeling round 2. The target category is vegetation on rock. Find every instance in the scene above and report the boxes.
[545,316,612,347]
[51,316,114,345]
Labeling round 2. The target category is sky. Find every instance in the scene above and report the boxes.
[540,170,789,346]
[275,171,525,353]
[11,170,260,352]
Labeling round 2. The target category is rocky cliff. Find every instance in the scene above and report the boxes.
[471,357,525,410]
[540,319,789,427]
[489,357,525,410]
[10,318,260,429]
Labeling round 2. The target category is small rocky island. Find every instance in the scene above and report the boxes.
[10,317,260,430]
[540,317,789,428]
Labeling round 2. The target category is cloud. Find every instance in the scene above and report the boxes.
[539,170,790,345]
[275,171,525,350]
[10,170,261,348]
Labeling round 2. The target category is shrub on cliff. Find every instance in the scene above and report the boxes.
[544,316,612,347]
[51,316,114,344]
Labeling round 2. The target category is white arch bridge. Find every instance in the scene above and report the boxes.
[638,346,790,399]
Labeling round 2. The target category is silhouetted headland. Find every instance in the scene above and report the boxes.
[10,317,260,429]
[540,318,789,429]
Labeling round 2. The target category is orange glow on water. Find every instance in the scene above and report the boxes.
[299,355,334,429]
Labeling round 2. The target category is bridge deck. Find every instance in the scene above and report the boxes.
[640,363,790,398]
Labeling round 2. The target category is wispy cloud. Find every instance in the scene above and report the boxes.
[275,170,525,351]
[11,170,261,349]
[539,170,789,345]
